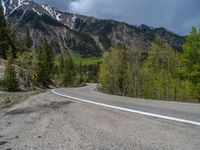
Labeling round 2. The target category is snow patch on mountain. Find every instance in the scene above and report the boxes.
[17,0,29,6]
[1,0,6,15]
[72,15,77,22]
[42,4,62,21]
[56,13,62,21]
[9,0,28,14]
[10,6,19,14]
[22,2,29,5]
[32,7,41,15]
[18,0,22,6]
[42,5,54,16]
[68,15,77,29]
[2,0,31,15]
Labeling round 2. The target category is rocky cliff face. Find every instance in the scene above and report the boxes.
[1,0,185,56]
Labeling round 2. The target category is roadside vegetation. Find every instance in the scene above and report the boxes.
[99,29,200,103]
[0,5,199,103]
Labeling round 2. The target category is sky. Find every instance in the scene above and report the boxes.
[35,0,200,35]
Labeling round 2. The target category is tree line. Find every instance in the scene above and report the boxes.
[1,39,99,91]
[1,5,199,102]
[0,5,98,91]
[99,29,200,102]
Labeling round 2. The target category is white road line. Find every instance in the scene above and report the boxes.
[52,89,200,126]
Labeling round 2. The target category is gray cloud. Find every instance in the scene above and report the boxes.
[35,0,200,35]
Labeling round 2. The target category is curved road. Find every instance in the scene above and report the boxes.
[53,83,200,126]
[0,84,200,150]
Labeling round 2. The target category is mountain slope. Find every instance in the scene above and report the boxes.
[60,15,184,52]
[2,0,101,56]
[1,0,185,56]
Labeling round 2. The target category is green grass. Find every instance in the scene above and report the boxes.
[72,55,101,65]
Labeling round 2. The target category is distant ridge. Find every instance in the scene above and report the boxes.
[1,0,185,56]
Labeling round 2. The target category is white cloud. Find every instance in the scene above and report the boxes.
[69,0,96,14]
[69,0,123,18]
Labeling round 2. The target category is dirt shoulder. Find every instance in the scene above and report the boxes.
[0,90,45,110]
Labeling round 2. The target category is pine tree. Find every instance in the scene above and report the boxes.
[182,27,200,100]
[3,48,19,92]
[17,39,30,54]
[0,5,16,59]
[75,62,88,86]
[0,5,8,58]
[57,53,76,86]
[33,41,54,86]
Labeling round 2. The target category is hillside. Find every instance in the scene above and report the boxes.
[1,0,185,56]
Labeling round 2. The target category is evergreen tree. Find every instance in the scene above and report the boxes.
[74,62,87,86]
[17,39,30,54]
[33,41,54,86]
[3,48,19,91]
[0,5,8,58]
[57,53,76,86]
[0,5,16,59]
[182,27,200,100]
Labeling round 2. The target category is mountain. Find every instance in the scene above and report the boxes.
[1,0,185,56]
[1,0,101,56]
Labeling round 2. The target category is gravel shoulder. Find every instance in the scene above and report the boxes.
[0,90,200,150]
[0,90,45,110]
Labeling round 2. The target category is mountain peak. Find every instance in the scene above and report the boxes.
[2,0,184,56]
[1,0,33,15]
[41,4,62,21]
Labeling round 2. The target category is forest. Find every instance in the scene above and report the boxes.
[0,5,199,102]
[99,30,200,102]
[0,5,99,91]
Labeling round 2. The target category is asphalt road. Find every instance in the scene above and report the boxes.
[0,84,200,150]
[53,84,200,125]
